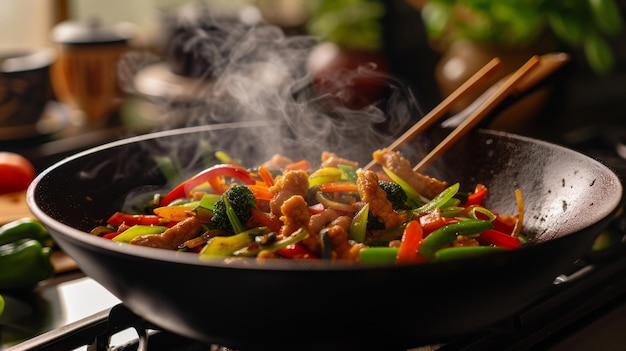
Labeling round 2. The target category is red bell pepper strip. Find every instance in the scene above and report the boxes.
[478,229,521,249]
[396,220,426,264]
[275,243,317,259]
[107,212,164,226]
[418,208,445,234]
[463,184,488,206]
[284,159,311,171]
[249,208,282,232]
[160,164,254,206]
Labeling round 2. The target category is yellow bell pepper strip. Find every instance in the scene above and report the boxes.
[107,212,164,227]
[308,167,343,188]
[478,229,521,249]
[153,205,195,222]
[0,239,54,291]
[413,183,460,217]
[159,164,254,206]
[418,219,494,259]
[396,220,426,264]
[348,203,369,243]
[112,225,168,243]
[433,246,507,261]
[359,247,399,265]
[199,229,258,258]
[0,217,53,247]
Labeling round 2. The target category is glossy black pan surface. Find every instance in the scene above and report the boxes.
[28,123,623,350]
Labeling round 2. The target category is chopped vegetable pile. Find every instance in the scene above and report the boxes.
[91,149,526,264]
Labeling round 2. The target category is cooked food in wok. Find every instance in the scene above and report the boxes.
[90,148,525,264]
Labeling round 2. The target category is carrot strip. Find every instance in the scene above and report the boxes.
[258,166,275,187]
[284,159,311,171]
[317,181,359,193]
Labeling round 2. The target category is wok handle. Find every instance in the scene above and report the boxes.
[553,264,595,285]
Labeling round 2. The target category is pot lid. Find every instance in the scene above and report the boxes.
[52,19,135,45]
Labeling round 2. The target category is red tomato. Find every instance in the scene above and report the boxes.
[0,152,36,195]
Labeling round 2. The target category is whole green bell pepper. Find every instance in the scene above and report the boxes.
[0,217,53,247]
[0,238,55,291]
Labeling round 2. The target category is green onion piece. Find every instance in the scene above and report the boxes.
[433,246,506,261]
[235,228,309,257]
[468,206,497,221]
[113,225,167,243]
[215,151,233,164]
[308,168,343,188]
[413,183,460,216]
[349,203,369,243]
[337,164,358,183]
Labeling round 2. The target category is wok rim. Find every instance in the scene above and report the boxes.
[27,124,624,271]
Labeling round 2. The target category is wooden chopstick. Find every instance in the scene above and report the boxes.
[362,57,502,171]
[412,55,541,172]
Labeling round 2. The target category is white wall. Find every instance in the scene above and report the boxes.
[0,0,54,51]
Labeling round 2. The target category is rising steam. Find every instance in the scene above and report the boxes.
[117,4,426,170]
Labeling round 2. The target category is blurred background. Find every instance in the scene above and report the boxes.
[1,0,625,172]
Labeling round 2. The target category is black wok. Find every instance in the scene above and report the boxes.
[27,122,623,350]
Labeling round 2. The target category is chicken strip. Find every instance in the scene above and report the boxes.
[372,148,447,199]
[269,169,309,217]
[357,170,407,229]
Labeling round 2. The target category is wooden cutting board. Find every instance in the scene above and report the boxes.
[0,190,78,273]
[0,190,33,224]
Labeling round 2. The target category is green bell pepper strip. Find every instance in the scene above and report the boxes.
[0,294,4,317]
[433,246,507,261]
[418,219,494,259]
[0,239,54,291]
[413,183,460,217]
[234,227,309,257]
[359,247,399,265]
[112,225,168,243]
[348,203,369,243]
[0,218,53,247]
[337,164,358,183]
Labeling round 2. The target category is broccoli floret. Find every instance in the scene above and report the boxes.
[211,185,257,233]
[378,181,409,210]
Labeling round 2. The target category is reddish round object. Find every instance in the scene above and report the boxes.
[0,152,36,194]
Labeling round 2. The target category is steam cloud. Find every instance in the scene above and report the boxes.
[117,6,426,170]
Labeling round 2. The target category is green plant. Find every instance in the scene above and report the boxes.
[421,0,624,74]
[306,0,385,51]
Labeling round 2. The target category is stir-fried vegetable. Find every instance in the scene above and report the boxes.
[92,149,526,264]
